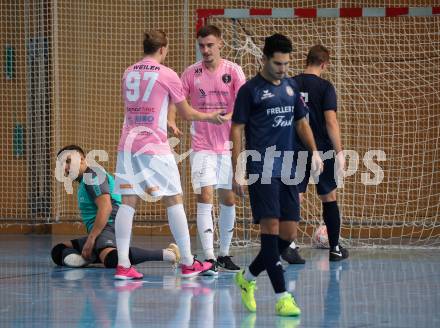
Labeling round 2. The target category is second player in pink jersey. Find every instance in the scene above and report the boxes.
[113,30,227,280]
[169,25,246,273]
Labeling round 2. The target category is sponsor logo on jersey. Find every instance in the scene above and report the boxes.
[222,73,232,84]
[261,89,275,100]
[208,90,229,96]
[134,115,154,123]
[199,88,206,97]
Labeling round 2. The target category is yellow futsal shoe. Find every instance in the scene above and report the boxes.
[275,293,301,317]
[235,269,257,312]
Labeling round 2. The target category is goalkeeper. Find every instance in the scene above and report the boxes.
[51,145,180,269]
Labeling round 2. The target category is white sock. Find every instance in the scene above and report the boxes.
[289,241,296,249]
[196,202,215,260]
[218,204,235,257]
[163,249,175,262]
[276,291,289,300]
[167,204,193,266]
[244,268,257,281]
[115,204,135,268]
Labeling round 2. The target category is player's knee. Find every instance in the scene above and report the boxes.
[51,243,67,266]
[220,194,235,207]
[260,219,279,235]
[197,191,213,204]
[319,190,337,202]
[163,194,183,208]
[103,249,118,268]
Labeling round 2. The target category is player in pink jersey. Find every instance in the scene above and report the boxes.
[113,30,227,280]
[168,25,245,274]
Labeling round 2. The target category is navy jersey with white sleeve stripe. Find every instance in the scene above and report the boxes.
[232,74,308,178]
[292,73,337,151]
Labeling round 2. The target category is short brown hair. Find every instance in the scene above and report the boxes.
[143,30,168,55]
[197,25,221,39]
[306,45,330,66]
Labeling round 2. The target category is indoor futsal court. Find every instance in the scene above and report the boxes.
[1,1,439,327]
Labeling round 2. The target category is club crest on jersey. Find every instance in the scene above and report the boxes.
[222,73,232,84]
[286,86,294,96]
[261,89,275,100]
[194,67,202,75]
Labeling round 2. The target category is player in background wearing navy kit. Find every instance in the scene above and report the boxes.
[282,45,349,263]
[231,34,323,316]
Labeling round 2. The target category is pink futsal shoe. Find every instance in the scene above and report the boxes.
[180,258,213,278]
[114,265,143,280]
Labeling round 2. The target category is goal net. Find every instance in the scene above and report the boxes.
[1,2,439,248]
[200,8,440,248]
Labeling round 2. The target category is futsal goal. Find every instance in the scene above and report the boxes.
[0,2,438,248]
[196,6,440,248]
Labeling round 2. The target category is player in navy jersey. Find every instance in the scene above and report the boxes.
[282,45,349,263]
[231,34,323,317]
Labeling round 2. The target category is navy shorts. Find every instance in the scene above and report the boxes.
[248,177,300,224]
[296,151,337,195]
[71,223,116,263]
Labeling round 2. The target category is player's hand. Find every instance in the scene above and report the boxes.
[311,151,324,177]
[206,111,228,125]
[335,151,346,179]
[219,112,233,121]
[167,120,183,137]
[82,236,95,260]
[232,177,246,197]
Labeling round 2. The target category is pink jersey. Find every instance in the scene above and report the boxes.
[181,59,246,153]
[118,58,185,155]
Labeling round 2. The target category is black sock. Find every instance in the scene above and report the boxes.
[103,249,118,268]
[260,234,286,294]
[248,250,265,277]
[278,237,291,254]
[323,201,341,248]
[51,243,67,266]
[129,247,163,264]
